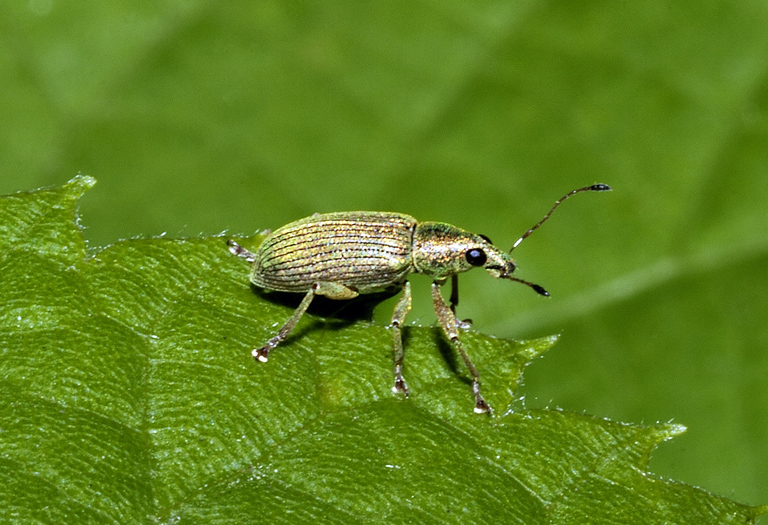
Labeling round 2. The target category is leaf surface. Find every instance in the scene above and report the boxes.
[1,178,765,524]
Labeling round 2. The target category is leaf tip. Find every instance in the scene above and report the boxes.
[65,174,97,197]
[651,422,687,444]
[517,333,560,362]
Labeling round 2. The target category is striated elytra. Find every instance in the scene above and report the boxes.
[228,184,611,413]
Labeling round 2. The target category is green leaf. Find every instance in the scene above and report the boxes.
[2,178,766,523]
[3,0,768,517]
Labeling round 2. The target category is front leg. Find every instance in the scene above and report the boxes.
[431,281,491,414]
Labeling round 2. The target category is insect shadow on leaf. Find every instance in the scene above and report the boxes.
[252,285,402,342]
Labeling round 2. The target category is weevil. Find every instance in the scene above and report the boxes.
[228,184,611,413]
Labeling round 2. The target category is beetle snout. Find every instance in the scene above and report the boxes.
[483,255,517,280]
[495,260,516,279]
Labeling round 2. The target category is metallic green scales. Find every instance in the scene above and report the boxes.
[252,212,416,293]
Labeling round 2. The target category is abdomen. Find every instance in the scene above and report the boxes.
[251,212,416,293]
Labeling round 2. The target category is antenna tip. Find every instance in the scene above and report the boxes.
[532,284,550,297]
[589,183,612,192]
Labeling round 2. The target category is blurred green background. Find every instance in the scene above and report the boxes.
[2,0,766,509]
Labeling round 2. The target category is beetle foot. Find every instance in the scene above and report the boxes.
[392,376,409,397]
[457,318,473,330]
[252,346,270,362]
[474,396,492,414]
[227,240,256,263]
[472,381,491,414]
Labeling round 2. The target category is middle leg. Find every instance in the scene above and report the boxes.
[391,281,412,396]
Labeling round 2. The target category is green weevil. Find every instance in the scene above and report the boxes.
[228,183,611,413]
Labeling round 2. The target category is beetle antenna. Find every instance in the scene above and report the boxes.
[510,184,611,252]
[507,276,550,296]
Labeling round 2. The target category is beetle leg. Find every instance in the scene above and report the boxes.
[255,281,359,361]
[431,282,491,414]
[391,281,412,396]
[449,275,472,330]
[314,281,359,300]
[227,240,256,263]
[254,284,318,361]
[449,274,459,314]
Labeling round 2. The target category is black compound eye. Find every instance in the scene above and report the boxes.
[465,248,487,266]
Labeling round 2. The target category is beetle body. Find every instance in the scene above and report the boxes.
[249,211,517,295]
[251,212,416,295]
[228,184,611,414]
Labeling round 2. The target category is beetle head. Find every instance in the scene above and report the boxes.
[413,222,549,296]
[411,184,611,297]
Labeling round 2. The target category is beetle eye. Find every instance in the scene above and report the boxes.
[466,248,487,266]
